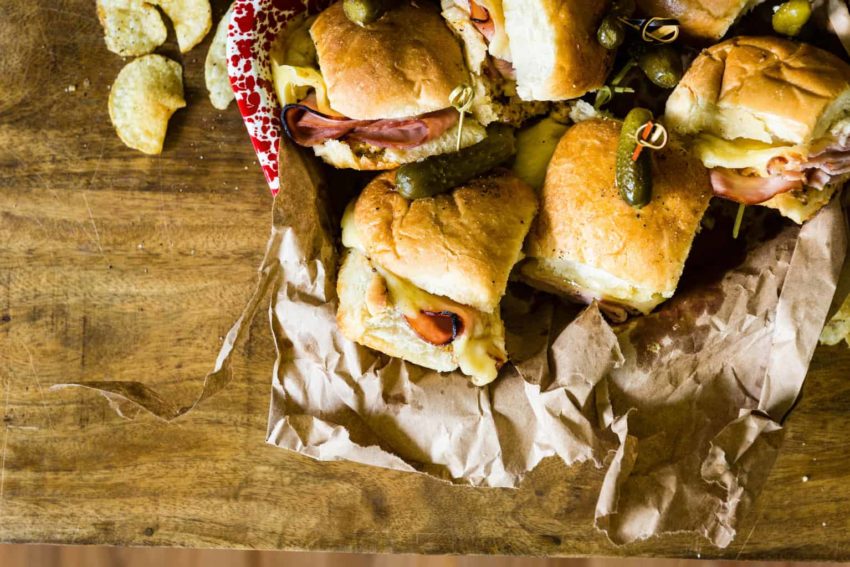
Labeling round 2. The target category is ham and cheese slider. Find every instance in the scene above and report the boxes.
[337,171,537,385]
[274,2,486,170]
[665,36,850,223]
[634,0,764,41]
[520,119,712,321]
[440,0,612,122]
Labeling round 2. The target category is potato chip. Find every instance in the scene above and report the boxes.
[109,55,186,154]
[152,0,212,53]
[204,3,235,110]
[96,0,167,57]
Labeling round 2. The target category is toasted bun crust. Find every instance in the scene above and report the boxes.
[503,0,612,101]
[342,171,537,312]
[666,36,850,145]
[635,0,761,41]
[523,119,712,307]
[336,249,458,373]
[310,2,467,120]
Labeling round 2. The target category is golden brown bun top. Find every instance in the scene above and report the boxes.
[665,36,850,145]
[342,171,538,312]
[525,119,712,295]
[310,2,467,120]
[636,0,756,41]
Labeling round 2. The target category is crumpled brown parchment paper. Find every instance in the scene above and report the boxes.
[56,140,848,548]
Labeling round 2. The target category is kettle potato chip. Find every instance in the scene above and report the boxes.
[205,3,235,110]
[97,0,211,56]
[96,0,167,57]
[152,0,212,53]
[108,54,186,154]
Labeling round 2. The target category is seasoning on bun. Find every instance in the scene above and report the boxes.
[521,118,712,320]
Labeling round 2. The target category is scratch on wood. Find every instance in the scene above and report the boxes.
[19,341,54,430]
[157,155,175,248]
[82,193,105,257]
[81,315,87,369]
[0,425,8,519]
[735,514,762,560]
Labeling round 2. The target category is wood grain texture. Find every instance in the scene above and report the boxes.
[0,546,840,567]
[1,0,850,560]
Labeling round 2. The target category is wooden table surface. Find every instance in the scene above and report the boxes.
[3,0,850,560]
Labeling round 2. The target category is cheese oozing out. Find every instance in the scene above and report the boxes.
[693,115,850,177]
[342,205,506,385]
[692,133,805,176]
[377,267,507,385]
[270,15,337,115]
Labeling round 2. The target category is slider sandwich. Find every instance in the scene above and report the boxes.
[274,2,487,170]
[665,36,850,223]
[337,171,537,385]
[635,0,764,41]
[521,118,712,320]
[440,0,612,123]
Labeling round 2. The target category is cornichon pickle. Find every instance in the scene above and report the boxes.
[616,108,653,208]
[396,125,516,200]
[598,16,625,50]
[772,0,811,36]
[637,45,683,89]
[343,0,394,26]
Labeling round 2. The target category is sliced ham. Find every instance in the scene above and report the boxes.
[282,94,458,149]
[710,168,802,204]
[468,0,495,41]
[711,137,850,204]
[467,0,517,81]
[807,150,850,176]
[405,310,465,346]
[491,57,517,81]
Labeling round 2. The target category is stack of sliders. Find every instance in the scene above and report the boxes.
[665,36,850,223]
[440,0,613,123]
[265,0,850,384]
[521,118,713,321]
[337,168,537,386]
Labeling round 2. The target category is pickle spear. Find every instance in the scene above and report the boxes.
[616,108,653,208]
[396,124,516,200]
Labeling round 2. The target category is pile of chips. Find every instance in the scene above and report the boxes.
[98,0,235,154]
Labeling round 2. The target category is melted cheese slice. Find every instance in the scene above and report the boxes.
[271,14,337,116]
[272,64,337,115]
[378,267,506,386]
[693,134,805,176]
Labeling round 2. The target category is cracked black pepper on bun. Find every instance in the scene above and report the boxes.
[520,118,712,320]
